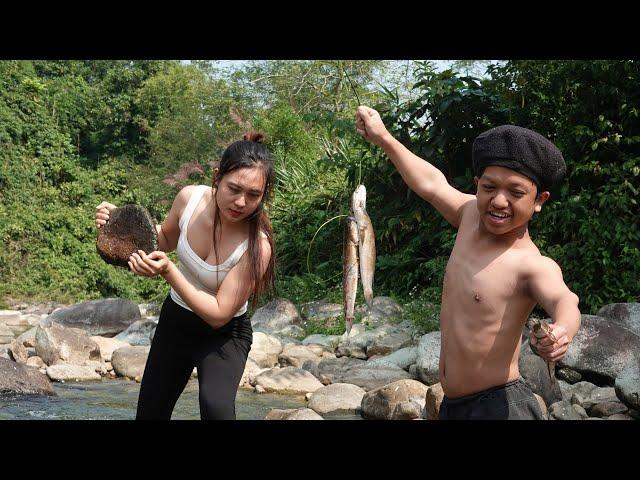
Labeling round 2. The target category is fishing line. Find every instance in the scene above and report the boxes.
[306,214,348,274]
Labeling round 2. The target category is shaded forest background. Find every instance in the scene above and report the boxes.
[1,60,638,333]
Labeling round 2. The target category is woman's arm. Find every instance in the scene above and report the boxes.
[130,237,272,329]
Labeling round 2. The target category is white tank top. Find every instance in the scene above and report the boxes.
[170,185,249,317]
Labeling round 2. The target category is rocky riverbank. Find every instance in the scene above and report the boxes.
[1,298,639,420]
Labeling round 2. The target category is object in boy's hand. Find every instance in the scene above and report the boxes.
[96,204,158,268]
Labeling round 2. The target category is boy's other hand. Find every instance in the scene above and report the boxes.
[355,106,391,147]
[530,323,571,363]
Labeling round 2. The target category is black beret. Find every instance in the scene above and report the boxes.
[472,125,566,191]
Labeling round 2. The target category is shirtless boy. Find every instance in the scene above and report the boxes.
[355,106,581,420]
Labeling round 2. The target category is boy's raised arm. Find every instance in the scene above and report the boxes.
[355,106,474,229]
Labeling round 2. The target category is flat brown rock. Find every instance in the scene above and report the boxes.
[96,205,158,268]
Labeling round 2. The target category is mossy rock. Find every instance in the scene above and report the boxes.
[96,205,158,268]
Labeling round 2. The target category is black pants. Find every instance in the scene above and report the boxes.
[439,378,545,420]
[136,295,253,420]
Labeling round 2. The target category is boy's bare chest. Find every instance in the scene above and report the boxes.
[444,241,523,307]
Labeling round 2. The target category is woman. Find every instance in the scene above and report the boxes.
[95,132,276,420]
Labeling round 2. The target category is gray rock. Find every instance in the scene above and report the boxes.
[111,346,150,379]
[278,344,322,369]
[559,314,640,383]
[114,320,158,346]
[328,363,414,392]
[273,325,306,340]
[367,347,418,371]
[251,298,301,333]
[313,356,366,385]
[597,303,640,336]
[138,303,160,317]
[16,327,38,348]
[264,408,324,420]
[96,204,157,268]
[0,357,55,396]
[299,300,342,322]
[0,324,14,344]
[570,382,618,410]
[8,340,28,363]
[336,324,399,359]
[253,366,324,395]
[0,311,32,337]
[26,356,45,369]
[366,331,414,357]
[423,382,444,420]
[46,364,102,382]
[248,332,283,368]
[308,383,366,415]
[301,334,341,351]
[361,379,428,420]
[34,324,102,366]
[605,414,634,420]
[357,297,404,328]
[90,336,131,362]
[614,356,640,410]
[556,367,582,384]
[519,342,563,407]
[414,331,441,385]
[589,401,629,418]
[549,400,588,420]
[42,298,142,337]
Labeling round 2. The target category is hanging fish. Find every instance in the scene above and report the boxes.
[351,185,376,309]
[343,216,359,334]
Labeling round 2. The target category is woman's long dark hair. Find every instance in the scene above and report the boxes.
[211,132,276,309]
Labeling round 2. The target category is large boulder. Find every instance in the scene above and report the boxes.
[414,331,441,385]
[253,367,324,395]
[278,344,322,369]
[357,296,403,328]
[247,332,283,368]
[0,357,55,396]
[250,299,301,333]
[114,320,158,346]
[34,324,102,366]
[615,357,640,410]
[46,364,102,382]
[299,300,342,323]
[307,383,366,415]
[324,363,414,392]
[264,408,324,420]
[96,204,158,268]
[42,298,141,337]
[313,356,367,385]
[361,379,428,420]
[336,324,400,359]
[559,315,640,383]
[518,342,563,407]
[111,346,150,379]
[597,303,640,336]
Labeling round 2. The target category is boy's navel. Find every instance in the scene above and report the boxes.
[474,292,481,302]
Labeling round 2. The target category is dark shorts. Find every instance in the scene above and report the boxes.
[439,378,545,420]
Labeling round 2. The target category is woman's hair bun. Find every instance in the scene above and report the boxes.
[243,132,265,144]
